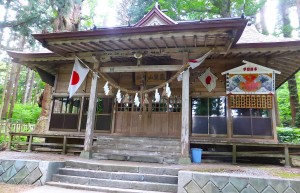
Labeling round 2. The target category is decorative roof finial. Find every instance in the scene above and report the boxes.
[155,2,161,10]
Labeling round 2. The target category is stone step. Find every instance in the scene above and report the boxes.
[92,153,165,163]
[52,174,178,192]
[58,168,178,184]
[96,136,181,146]
[92,143,181,153]
[92,153,179,164]
[92,148,180,157]
[65,160,179,176]
[46,182,175,193]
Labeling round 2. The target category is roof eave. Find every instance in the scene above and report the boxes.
[32,19,248,44]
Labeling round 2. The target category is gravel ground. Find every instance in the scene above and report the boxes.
[0,150,300,192]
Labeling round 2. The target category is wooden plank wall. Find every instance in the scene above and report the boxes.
[114,112,181,137]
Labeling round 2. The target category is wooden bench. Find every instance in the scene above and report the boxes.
[191,139,300,167]
[8,132,94,154]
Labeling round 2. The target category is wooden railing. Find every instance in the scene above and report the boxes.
[0,121,35,144]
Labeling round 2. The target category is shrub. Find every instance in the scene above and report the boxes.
[10,103,41,123]
[277,127,300,144]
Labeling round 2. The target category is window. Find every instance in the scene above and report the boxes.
[50,97,81,130]
[81,97,112,131]
[232,108,272,136]
[191,97,227,135]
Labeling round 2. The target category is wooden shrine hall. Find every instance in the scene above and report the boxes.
[7,4,300,164]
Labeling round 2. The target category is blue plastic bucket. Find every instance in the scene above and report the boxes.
[191,148,202,163]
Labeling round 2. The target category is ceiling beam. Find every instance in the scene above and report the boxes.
[100,65,182,73]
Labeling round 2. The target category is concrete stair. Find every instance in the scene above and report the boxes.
[47,160,179,193]
[92,136,181,164]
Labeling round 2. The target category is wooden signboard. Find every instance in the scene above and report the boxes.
[135,72,166,85]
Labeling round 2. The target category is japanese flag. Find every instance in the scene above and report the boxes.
[68,58,89,98]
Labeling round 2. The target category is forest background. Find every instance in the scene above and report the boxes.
[0,0,299,141]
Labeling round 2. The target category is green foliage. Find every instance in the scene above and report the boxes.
[277,82,292,126]
[277,127,300,144]
[123,0,267,23]
[10,103,41,123]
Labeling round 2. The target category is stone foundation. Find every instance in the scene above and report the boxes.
[178,171,300,193]
[0,159,64,185]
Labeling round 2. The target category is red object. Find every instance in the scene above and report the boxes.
[70,71,80,85]
[189,59,198,63]
[205,76,212,84]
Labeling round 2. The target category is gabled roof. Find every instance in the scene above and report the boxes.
[221,60,281,75]
[134,3,177,27]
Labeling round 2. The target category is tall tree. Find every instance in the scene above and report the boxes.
[8,35,26,118]
[296,0,300,36]
[278,0,300,127]
[258,3,269,35]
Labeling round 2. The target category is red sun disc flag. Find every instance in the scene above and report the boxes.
[68,58,89,98]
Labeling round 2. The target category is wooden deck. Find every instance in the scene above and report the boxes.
[7,132,300,167]
[8,132,91,154]
[191,139,300,167]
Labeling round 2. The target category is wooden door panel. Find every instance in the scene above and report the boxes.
[114,112,181,137]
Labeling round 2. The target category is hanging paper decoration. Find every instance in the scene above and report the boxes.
[198,68,218,92]
[144,93,149,104]
[103,82,110,95]
[166,83,171,98]
[123,93,130,103]
[107,86,113,95]
[155,89,160,103]
[177,73,183,82]
[116,89,122,103]
[134,93,140,107]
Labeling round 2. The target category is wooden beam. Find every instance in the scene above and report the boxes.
[171,36,178,48]
[149,37,159,49]
[160,37,169,48]
[80,62,99,159]
[139,38,151,49]
[179,52,191,164]
[100,65,182,73]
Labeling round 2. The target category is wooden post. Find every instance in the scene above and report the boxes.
[80,62,99,159]
[272,95,278,142]
[26,134,33,152]
[62,135,67,154]
[179,52,191,164]
[284,144,291,167]
[232,144,237,164]
[77,96,85,132]
[7,133,12,150]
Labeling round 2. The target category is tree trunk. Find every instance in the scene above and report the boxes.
[288,76,300,127]
[8,64,21,119]
[22,68,31,104]
[0,0,11,46]
[0,64,10,117]
[34,84,52,133]
[296,0,300,36]
[280,0,300,127]
[1,64,17,119]
[27,71,35,104]
[8,36,26,118]
[259,3,269,35]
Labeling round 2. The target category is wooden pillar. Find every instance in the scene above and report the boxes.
[80,62,99,159]
[274,92,281,126]
[284,144,291,167]
[179,56,191,164]
[272,95,278,142]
